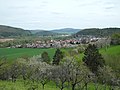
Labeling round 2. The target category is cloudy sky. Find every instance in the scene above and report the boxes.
[0,0,120,30]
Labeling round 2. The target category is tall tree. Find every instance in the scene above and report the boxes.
[83,44,105,74]
[53,49,63,65]
[111,33,120,45]
[41,52,50,63]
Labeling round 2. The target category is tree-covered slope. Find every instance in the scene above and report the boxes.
[75,28,120,37]
[35,30,60,36]
[30,30,45,34]
[52,28,80,34]
[0,25,31,38]
[31,28,81,35]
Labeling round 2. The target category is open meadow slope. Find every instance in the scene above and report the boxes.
[100,45,120,71]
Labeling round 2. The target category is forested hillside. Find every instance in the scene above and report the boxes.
[75,28,120,37]
[0,25,31,38]
[35,30,60,36]
[52,28,80,34]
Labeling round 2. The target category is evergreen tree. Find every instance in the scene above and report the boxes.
[83,44,105,74]
[53,49,63,65]
[41,52,50,63]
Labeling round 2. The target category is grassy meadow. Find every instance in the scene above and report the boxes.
[0,45,120,63]
[100,45,120,71]
[0,48,56,61]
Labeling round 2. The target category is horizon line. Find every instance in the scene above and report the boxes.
[0,24,120,31]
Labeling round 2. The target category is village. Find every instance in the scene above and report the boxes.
[10,36,110,48]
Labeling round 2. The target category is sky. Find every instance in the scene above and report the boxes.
[0,0,120,30]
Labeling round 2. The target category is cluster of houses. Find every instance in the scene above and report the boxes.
[10,36,108,48]
[11,40,78,48]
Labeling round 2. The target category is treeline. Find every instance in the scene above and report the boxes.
[34,31,61,36]
[75,28,120,37]
[0,45,120,90]
[0,25,31,38]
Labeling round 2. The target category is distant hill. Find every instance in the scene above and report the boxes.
[34,30,60,36]
[30,30,45,34]
[30,28,81,35]
[75,28,120,37]
[0,25,31,38]
[51,28,80,34]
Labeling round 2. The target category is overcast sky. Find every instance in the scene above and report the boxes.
[0,0,120,30]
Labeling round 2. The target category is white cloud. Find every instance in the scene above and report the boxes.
[0,0,120,29]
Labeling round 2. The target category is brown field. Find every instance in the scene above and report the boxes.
[0,38,14,42]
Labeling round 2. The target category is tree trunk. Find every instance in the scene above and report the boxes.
[85,83,88,90]
[23,75,26,80]
[42,84,45,90]
[60,87,64,90]
[60,83,64,90]
[32,87,35,90]
[109,85,112,90]
[72,84,76,90]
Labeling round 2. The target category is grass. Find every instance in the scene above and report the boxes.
[0,48,56,61]
[82,45,120,71]
[100,45,120,71]
[0,80,66,90]
[0,47,75,62]
[100,45,120,55]
[0,80,114,90]
[70,45,120,72]
[0,45,120,62]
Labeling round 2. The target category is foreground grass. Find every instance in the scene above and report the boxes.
[0,80,59,90]
[0,80,115,90]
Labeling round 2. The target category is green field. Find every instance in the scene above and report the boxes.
[100,45,120,71]
[0,45,120,62]
[0,45,120,68]
[0,47,74,62]
[0,48,56,61]
[0,80,112,90]
[100,45,120,55]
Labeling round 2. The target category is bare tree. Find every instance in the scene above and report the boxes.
[51,65,68,90]
[69,61,91,90]
[54,57,92,90]
[9,62,21,82]
[98,66,117,90]
[35,65,52,90]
